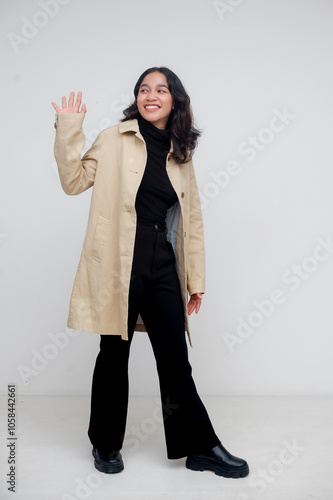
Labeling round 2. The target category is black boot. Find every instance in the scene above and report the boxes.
[186,443,249,478]
[92,447,124,474]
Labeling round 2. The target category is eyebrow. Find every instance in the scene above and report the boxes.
[140,83,169,89]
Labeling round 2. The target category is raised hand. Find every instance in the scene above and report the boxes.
[51,91,86,114]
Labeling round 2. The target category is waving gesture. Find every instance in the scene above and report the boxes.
[51,91,86,114]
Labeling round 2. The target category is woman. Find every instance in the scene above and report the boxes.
[51,67,249,478]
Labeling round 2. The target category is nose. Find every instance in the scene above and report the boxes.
[147,92,158,101]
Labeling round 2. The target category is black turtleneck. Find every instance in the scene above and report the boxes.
[135,115,178,226]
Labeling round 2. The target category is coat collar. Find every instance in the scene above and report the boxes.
[118,118,174,153]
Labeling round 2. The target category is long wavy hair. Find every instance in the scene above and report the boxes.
[121,67,201,164]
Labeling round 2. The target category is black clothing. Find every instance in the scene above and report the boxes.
[88,223,221,459]
[135,116,178,226]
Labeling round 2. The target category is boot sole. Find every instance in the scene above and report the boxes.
[186,457,249,478]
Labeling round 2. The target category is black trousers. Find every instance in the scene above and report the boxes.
[88,220,221,459]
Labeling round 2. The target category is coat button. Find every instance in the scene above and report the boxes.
[154,224,158,230]
[181,192,184,198]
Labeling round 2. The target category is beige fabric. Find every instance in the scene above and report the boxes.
[54,113,205,345]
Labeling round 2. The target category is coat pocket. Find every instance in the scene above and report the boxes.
[92,215,109,262]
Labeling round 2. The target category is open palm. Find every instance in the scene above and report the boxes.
[51,91,86,114]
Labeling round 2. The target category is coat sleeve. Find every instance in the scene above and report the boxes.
[187,160,206,296]
[54,113,105,195]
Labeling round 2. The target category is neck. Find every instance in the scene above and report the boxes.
[138,115,170,132]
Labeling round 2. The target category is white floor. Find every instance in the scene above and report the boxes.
[0,395,332,500]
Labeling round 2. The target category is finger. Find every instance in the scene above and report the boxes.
[75,91,82,109]
[68,91,75,107]
[187,302,194,315]
[61,95,67,109]
[51,102,61,113]
[79,103,87,114]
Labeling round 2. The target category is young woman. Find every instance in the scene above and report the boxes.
[51,67,249,478]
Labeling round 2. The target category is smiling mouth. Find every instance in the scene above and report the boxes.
[145,105,160,110]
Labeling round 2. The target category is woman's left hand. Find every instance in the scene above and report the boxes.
[187,293,203,315]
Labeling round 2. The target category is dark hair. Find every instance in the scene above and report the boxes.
[121,66,201,164]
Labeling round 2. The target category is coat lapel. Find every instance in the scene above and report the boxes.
[119,118,184,205]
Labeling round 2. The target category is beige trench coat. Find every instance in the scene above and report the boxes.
[54,113,205,345]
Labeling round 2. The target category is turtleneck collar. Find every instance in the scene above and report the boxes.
[138,114,171,143]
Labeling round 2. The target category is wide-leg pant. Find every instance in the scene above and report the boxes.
[88,220,221,459]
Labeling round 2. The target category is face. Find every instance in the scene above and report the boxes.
[137,72,174,130]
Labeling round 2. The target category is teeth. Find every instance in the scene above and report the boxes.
[145,106,159,109]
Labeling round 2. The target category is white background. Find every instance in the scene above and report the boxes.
[1,0,333,396]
